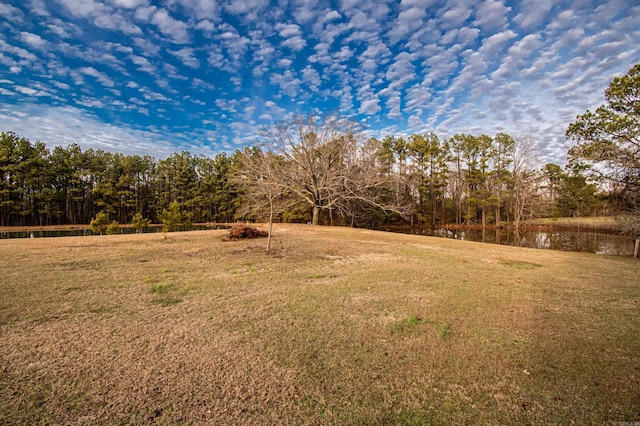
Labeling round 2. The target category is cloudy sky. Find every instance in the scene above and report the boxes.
[1,0,638,163]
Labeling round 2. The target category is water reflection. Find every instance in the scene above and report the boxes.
[390,227,635,256]
[0,224,230,240]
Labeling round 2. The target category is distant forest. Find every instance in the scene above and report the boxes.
[0,128,615,228]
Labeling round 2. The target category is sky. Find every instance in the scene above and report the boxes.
[0,0,638,164]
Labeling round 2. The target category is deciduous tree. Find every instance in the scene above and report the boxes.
[259,113,407,225]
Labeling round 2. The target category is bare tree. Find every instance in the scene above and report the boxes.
[510,135,540,227]
[233,147,287,252]
[259,113,408,225]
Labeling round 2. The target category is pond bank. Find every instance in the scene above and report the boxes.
[382,221,635,256]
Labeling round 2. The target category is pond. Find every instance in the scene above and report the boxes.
[0,224,231,239]
[385,226,637,257]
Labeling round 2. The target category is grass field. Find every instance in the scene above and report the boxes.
[1,225,638,424]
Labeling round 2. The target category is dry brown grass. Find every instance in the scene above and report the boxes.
[526,216,622,231]
[1,225,639,425]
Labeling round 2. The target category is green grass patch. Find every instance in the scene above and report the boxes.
[390,314,423,334]
[500,260,542,270]
[151,295,183,306]
[438,322,452,340]
[149,280,188,306]
[149,282,173,294]
[306,273,338,279]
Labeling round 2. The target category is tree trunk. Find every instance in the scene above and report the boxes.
[312,205,319,225]
[266,200,273,252]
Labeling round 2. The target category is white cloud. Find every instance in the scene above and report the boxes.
[456,26,480,46]
[139,88,170,102]
[218,27,250,65]
[269,70,302,97]
[192,78,215,90]
[0,40,38,63]
[400,0,437,7]
[222,0,268,21]
[302,65,321,91]
[317,21,350,45]
[263,100,287,117]
[151,8,190,43]
[509,33,542,58]
[94,12,143,35]
[133,37,161,56]
[14,86,39,96]
[385,52,417,90]
[196,19,215,32]
[28,0,49,16]
[359,97,381,115]
[168,47,200,68]
[478,30,517,57]
[0,3,24,20]
[113,0,148,8]
[324,9,341,22]
[291,0,318,23]
[388,6,427,43]
[277,58,293,68]
[281,36,307,51]
[78,67,115,87]
[77,96,104,108]
[514,0,554,32]
[19,32,48,49]
[54,0,107,17]
[474,0,511,34]
[47,22,72,39]
[439,5,472,29]
[0,104,181,157]
[134,5,156,20]
[275,23,307,51]
[52,80,70,90]
[179,0,220,20]
[130,55,156,74]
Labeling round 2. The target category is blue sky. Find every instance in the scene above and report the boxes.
[0,0,638,164]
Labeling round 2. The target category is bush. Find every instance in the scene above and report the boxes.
[106,220,120,235]
[90,211,110,235]
[131,212,150,233]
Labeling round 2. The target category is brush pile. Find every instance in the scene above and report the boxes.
[223,224,268,241]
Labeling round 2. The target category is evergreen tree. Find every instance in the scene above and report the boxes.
[90,211,111,235]
[131,212,150,233]
[159,200,192,232]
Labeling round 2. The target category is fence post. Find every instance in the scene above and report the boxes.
[635,239,639,258]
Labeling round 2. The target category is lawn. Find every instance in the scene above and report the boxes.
[0,225,638,424]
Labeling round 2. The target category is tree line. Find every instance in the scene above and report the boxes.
[2,63,637,230]
[0,127,604,229]
[0,135,237,227]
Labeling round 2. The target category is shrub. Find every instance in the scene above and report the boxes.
[90,211,110,235]
[131,212,150,233]
[106,220,120,235]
